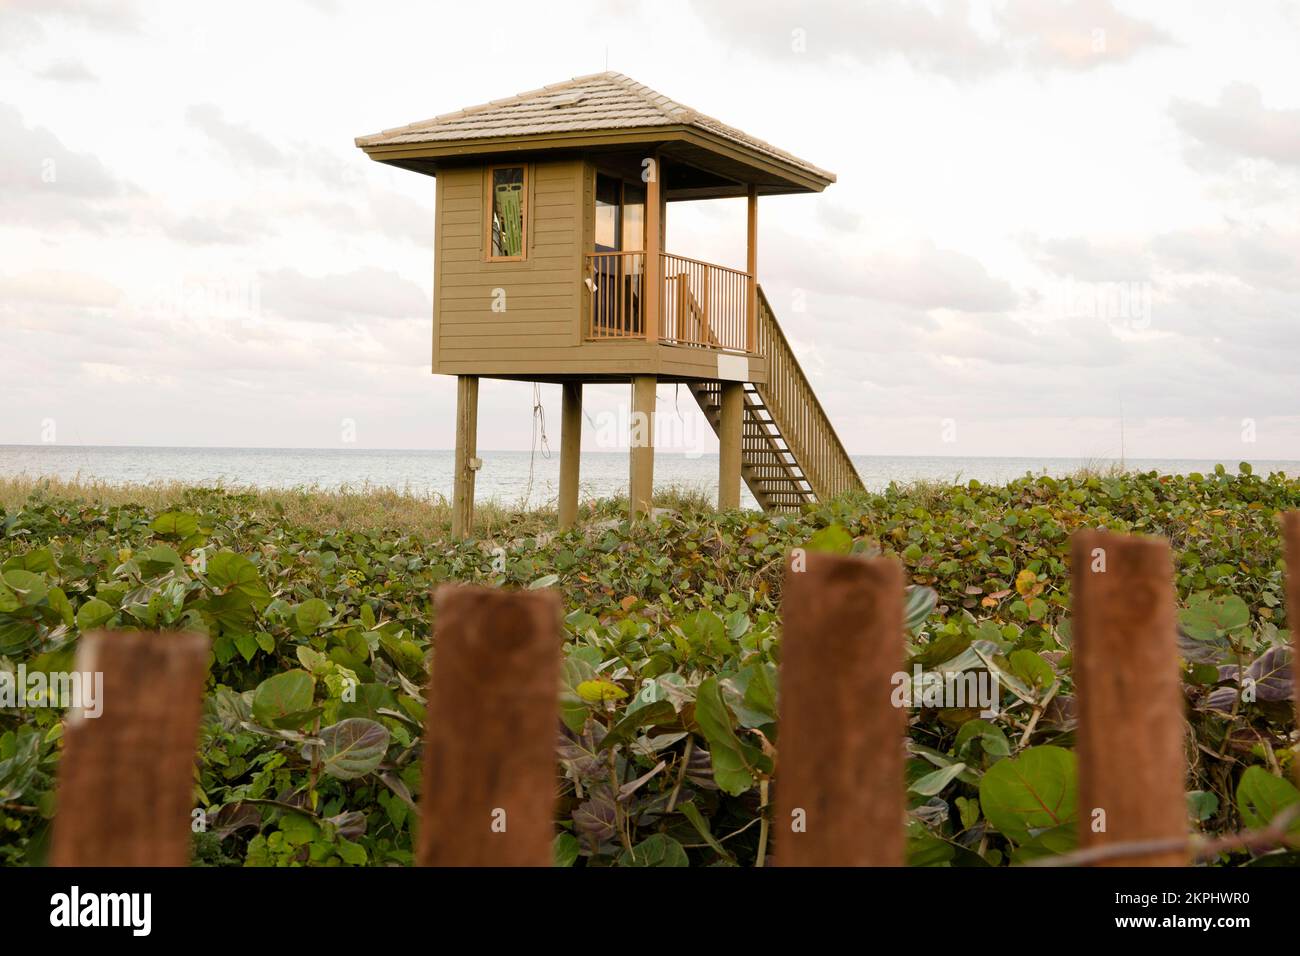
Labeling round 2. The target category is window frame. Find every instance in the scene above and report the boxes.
[484,163,529,262]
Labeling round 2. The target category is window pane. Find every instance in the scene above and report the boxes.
[491,167,525,257]
[594,174,620,252]
[622,182,645,252]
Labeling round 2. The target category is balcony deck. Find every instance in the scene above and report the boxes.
[586,251,753,353]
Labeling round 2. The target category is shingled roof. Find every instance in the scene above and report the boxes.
[355,72,834,189]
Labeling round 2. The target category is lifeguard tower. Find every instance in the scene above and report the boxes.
[356,72,862,535]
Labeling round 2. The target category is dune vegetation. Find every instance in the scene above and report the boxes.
[1,465,1298,866]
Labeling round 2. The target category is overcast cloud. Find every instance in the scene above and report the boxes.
[1,0,1298,460]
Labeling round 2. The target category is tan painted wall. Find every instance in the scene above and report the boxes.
[430,157,766,383]
[434,159,584,373]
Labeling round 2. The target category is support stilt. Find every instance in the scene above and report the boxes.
[559,382,582,529]
[718,381,743,510]
[452,375,479,539]
[629,375,656,519]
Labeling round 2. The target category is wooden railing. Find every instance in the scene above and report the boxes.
[585,251,749,352]
[586,251,645,340]
[660,253,749,352]
[753,284,863,501]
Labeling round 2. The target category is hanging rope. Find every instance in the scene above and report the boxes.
[523,382,551,507]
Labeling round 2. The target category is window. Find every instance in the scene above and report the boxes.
[594,174,621,252]
[487,165,527,260]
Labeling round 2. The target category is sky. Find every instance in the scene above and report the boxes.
[2,0,1298,461]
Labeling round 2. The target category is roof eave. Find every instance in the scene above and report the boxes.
[356,125,835,193]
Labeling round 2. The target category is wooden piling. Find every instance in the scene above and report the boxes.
[775,551,906,866]
[50,631,210,866]
[1071,529,1187,865]
[558,382,582,529]
[418,585,561,866]
[717,381,743,511]
[629,375,656,519]
[452,374,479,539]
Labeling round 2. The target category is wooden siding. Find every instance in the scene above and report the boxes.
[434,159,584,374]
[431,157,767,384]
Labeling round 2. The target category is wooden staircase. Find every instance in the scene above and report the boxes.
[691,286,863,512]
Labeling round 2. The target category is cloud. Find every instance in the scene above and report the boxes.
[1170,83,1300,167]
[999,0,1172,71]
[0,103,134,229]
[0,0,138,51]
[687,0,1169,80]
[34,59,97,83]
[259,267,430,325]
[0,270,124,308]
[186,103,285,169]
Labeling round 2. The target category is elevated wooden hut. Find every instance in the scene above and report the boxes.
[356,72,862,534]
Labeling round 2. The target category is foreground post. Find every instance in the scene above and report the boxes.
[419,585,561,866]
[1071,529,1187,865]
[1282,513,1300,731]
[776,551,906,866]
[629,375,656,519]
[51,631,210,866]
[558,382,582,529]
[452,374,479,539]
[717,381,743,510]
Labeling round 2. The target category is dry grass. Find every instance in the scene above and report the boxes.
[0,475,720,540]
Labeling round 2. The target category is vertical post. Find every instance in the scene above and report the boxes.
[418,585,561,866]
[558,381,582,529]
[746,183,758,353]
[718,381,743,511]
[51,631,210,866]
[452,375,479,539]
[1071,529,1187,866]
[644,150,661,343]
[775,551,906,866]
[629,374,656,519]
[1281,513,1300,730]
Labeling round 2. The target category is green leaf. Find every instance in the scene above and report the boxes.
[206,551,271,611]
[553,832,580,867]
[911,762,968,797]
[617,833,689,867]
[693,677,770,796]
[47,587,74,627]
[1187,790,1218,823]
[2,570,47,607]
[677,801,734,862]
[150,512,199,538]
[336,838,367,865]
[1236,766,1300,832]
[251,669,316,728]
[1180,592,1250,641]
[805,524,852,554]
[294,598,331,635]
[903,585,938,633]
[75,597,116,631]
[318,718,390,780]
[978,745,1077,844]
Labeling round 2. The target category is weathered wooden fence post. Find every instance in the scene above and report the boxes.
[50,631,210,866]
[1071,529,1188,865]
[1282,512,1300,732]
[418,584,561,866]
[775,550,906,866]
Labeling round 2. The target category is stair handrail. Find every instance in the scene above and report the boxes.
[754,285,864,499]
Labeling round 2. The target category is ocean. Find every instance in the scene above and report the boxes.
[3,445,1297,510]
